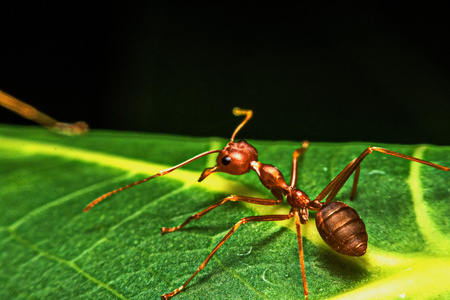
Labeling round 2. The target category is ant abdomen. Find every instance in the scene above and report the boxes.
[315,201,368,256]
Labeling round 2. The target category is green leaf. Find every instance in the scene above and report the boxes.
[1,124,449,300]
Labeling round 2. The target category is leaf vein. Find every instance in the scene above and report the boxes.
[8,228,129,300]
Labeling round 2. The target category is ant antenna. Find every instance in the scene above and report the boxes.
[84,108,253,212]
[84,149,220,212]
[230,108,253,142]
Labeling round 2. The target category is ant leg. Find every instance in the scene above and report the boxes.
[318,159,360,202]
[315,147,449,205]
[161,195,282,234]
[350,165,361,200]
[290,141,309,187]
[313,158,356,204]
[293,210,309,299]
[161,214,292,300]
[84,149,221,212]
[326,147,449,204]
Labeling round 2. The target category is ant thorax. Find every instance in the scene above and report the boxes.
[251,161,290,192]
[286,187,311,209]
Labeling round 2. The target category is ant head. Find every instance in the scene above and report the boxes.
[198,140,258,181]
[199,107,257,181]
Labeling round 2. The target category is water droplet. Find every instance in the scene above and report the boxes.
[236,246,252,256]
[368,170,386,175]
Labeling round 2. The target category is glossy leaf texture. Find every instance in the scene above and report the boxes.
[1,124,449,299]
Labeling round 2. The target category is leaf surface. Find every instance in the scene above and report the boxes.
[1,125,449,299]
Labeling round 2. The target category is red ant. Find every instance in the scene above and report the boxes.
[84,108,449,299]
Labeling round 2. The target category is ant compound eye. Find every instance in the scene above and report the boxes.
[221,156,232,165]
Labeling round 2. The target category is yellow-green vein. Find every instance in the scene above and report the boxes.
[0,136,261,197]
[407,146,449,252]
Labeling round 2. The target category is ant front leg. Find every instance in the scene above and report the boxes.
[290,141,309,187]
[315,146,449,205]
[161,195,282,234]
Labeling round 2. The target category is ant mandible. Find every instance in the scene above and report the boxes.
[84,108,449,299]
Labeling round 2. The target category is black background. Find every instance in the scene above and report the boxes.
[1,3,449,145]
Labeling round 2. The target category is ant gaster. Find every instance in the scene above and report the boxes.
[84,108,449,299]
